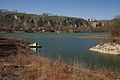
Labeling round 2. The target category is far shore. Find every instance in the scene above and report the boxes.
[0,31,106,34]
[75,35,110,39]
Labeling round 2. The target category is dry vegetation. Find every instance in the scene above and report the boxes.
[0,36,120,80]
[75,35,110,40]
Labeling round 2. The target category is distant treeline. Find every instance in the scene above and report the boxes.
[0,9,110,33]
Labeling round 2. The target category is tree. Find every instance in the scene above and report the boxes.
[6,27,14,33]
[109,15,120,37]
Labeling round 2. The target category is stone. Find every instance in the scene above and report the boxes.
[90,43,120,54]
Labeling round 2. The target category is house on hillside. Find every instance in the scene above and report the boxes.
[88,18,96,22]
[38,27,55,32]
[38,27,48,32]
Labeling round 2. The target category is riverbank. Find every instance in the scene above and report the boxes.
[0,36,120,80]
[75,35,109,39]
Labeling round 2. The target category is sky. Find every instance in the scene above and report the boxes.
[0,0,120,20]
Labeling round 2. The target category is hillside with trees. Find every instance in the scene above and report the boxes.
[0,9,108,33]
[109,15,120,37]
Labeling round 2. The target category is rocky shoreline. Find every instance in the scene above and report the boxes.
[90,42,120,54]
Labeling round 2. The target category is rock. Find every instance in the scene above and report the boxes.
[90,43,120,54]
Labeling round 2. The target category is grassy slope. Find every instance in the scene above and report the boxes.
[0,12,85,23]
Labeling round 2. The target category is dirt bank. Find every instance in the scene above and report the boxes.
[0,36,120,80]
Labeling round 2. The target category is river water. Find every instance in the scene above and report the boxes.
[1,33,120,70]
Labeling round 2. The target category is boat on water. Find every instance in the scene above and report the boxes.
[29,43,42,48]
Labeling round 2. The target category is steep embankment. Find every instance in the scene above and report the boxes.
[0,36,120,80]
[0,11,106,33]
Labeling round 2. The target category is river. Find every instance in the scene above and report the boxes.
[1,33,120,70]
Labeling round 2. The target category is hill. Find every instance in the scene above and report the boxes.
[0,9,108,33]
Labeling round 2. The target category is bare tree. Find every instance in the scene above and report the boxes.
[109,15,120,37]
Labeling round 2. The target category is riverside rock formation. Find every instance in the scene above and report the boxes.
[0,10,107,33]
[90,42,120,54]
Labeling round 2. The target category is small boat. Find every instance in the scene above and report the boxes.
[29,43,42,48]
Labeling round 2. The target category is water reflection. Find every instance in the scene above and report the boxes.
[94,52,120,70]
[30,48,41,54]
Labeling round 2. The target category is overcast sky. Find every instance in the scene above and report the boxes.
[0,0,120,20]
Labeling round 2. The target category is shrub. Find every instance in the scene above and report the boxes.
[109,15,120,37]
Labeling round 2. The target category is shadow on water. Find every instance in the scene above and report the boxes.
[30,48,42,54]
